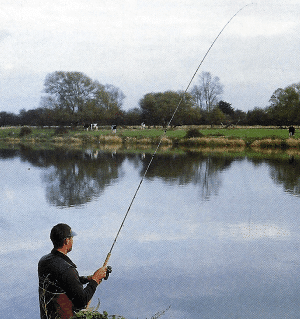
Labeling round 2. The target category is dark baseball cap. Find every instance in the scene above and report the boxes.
[50,223,77,243]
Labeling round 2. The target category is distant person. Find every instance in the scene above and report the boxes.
[289,126,295,137]
[38,223,108,319]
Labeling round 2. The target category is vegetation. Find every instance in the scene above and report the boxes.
[72,310,125,319]
[185,128,204,138]
[19,126,32,137]
[1,70,300,129]
[139,91,199,126]
[72,307,170,319]
[0,126,300,151]
[190,71,223,111]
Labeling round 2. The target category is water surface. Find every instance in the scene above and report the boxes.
[1,148,300,318]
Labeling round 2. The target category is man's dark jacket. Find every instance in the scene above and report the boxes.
[38,249,98,319]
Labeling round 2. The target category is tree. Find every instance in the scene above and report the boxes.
[93,83,125,125]
[41,71,125,125]
[43,71,97,114]
[19,108,50,126]
[218,101,234,116]
[139,91,199,126]
[232,109,247,125]
[124,107,142,125]
[246,107,270,126]
[190,72,223,111]
[206,106,226,126]
[0,111,19,126]
[268,83,300,125]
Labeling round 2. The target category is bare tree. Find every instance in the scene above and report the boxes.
[190,72,223,111]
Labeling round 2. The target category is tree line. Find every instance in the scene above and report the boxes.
[1,70,300,127]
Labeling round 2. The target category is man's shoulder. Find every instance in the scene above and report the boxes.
[39,252,53,263]
[38,250,75,274]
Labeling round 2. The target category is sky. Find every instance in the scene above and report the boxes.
[0,0,299,115]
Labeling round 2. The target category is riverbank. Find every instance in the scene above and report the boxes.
[0,125,299,150]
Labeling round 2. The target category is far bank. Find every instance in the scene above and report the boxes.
[0,125,299,151]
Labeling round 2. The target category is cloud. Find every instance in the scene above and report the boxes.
[0,30,10,42]
[0,239,45,254]
[1,0,300,113]
[220,223,290,240]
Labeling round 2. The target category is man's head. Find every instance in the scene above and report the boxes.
[50,223,77,251]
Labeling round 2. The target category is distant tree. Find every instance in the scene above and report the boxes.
[139,91,198,126]
[190,72,223,111]
[232,109,247,125]
[41,71,125,125]
[0,112,19,126]
[19,108,49,126]
[43,71,97,114]
[267,83,300,125]
[218,101,234,116]
[190,85,204,109]
[93,83,125,125]
[246,107,270,126]
[206,106,226,126]
[124,107,142,125]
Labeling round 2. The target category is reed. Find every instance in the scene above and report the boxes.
[98,135,122,144]
[178,136,245,147]
[251,138,287,149]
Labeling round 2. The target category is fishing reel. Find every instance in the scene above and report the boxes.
[104,266,112,280]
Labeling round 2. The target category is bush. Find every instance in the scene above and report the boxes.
[19,126,32,137]
[72,310,125,319]
[55,126,69,135]
[185,128,203,138]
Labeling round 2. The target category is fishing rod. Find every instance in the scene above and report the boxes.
[101,3,253,272]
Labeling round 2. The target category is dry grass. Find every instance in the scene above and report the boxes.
[98,135,122,144]
[179,137,246,148]
[52,136,82,144]
[3,137,21,144]
[186,146,246,153]
[286,138,300,148]
[251,138,283,149]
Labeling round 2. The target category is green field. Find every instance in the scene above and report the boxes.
[0,126,296,142]
[119,127,292,140]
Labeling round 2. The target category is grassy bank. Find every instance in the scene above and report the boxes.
[0,125,299,150]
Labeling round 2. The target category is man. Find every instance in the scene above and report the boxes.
[38,223,108,319]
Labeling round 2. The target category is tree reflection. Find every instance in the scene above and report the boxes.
[0,149,19,159]
[268,157,300,196]
[18,147,126,207]
[141,152,234,200]
[5,145,300,206]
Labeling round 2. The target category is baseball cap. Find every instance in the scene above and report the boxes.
[50,223,77,244]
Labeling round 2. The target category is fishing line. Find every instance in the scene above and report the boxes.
[102,3,253,267]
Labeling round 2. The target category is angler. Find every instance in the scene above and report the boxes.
[37,5,252,319]
[38,223,111,319]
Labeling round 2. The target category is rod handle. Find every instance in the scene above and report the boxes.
[103,252,111,267]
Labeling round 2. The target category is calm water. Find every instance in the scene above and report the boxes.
[1,147,300,318]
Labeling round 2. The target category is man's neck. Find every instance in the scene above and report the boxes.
[56,247,68,255]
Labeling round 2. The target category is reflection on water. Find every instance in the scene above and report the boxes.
[1,147,300,318]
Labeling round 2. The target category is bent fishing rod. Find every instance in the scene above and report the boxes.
[101,3,253,270]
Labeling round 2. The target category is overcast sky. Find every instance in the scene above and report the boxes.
[0,0,299,114]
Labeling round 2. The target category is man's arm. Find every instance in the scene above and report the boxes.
[61,268,98,310]
[61,266,107,310]
[79,276,92,284]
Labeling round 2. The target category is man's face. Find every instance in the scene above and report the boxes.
[66,236,73,253]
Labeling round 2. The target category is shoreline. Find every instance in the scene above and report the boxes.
[0,126,299,151]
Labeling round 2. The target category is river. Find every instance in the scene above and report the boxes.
[1,146,300,318]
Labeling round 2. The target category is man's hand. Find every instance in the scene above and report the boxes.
[91,266,107,284]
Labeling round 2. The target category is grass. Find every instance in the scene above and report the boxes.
[72,306,170,319]
[0,126,299,150]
